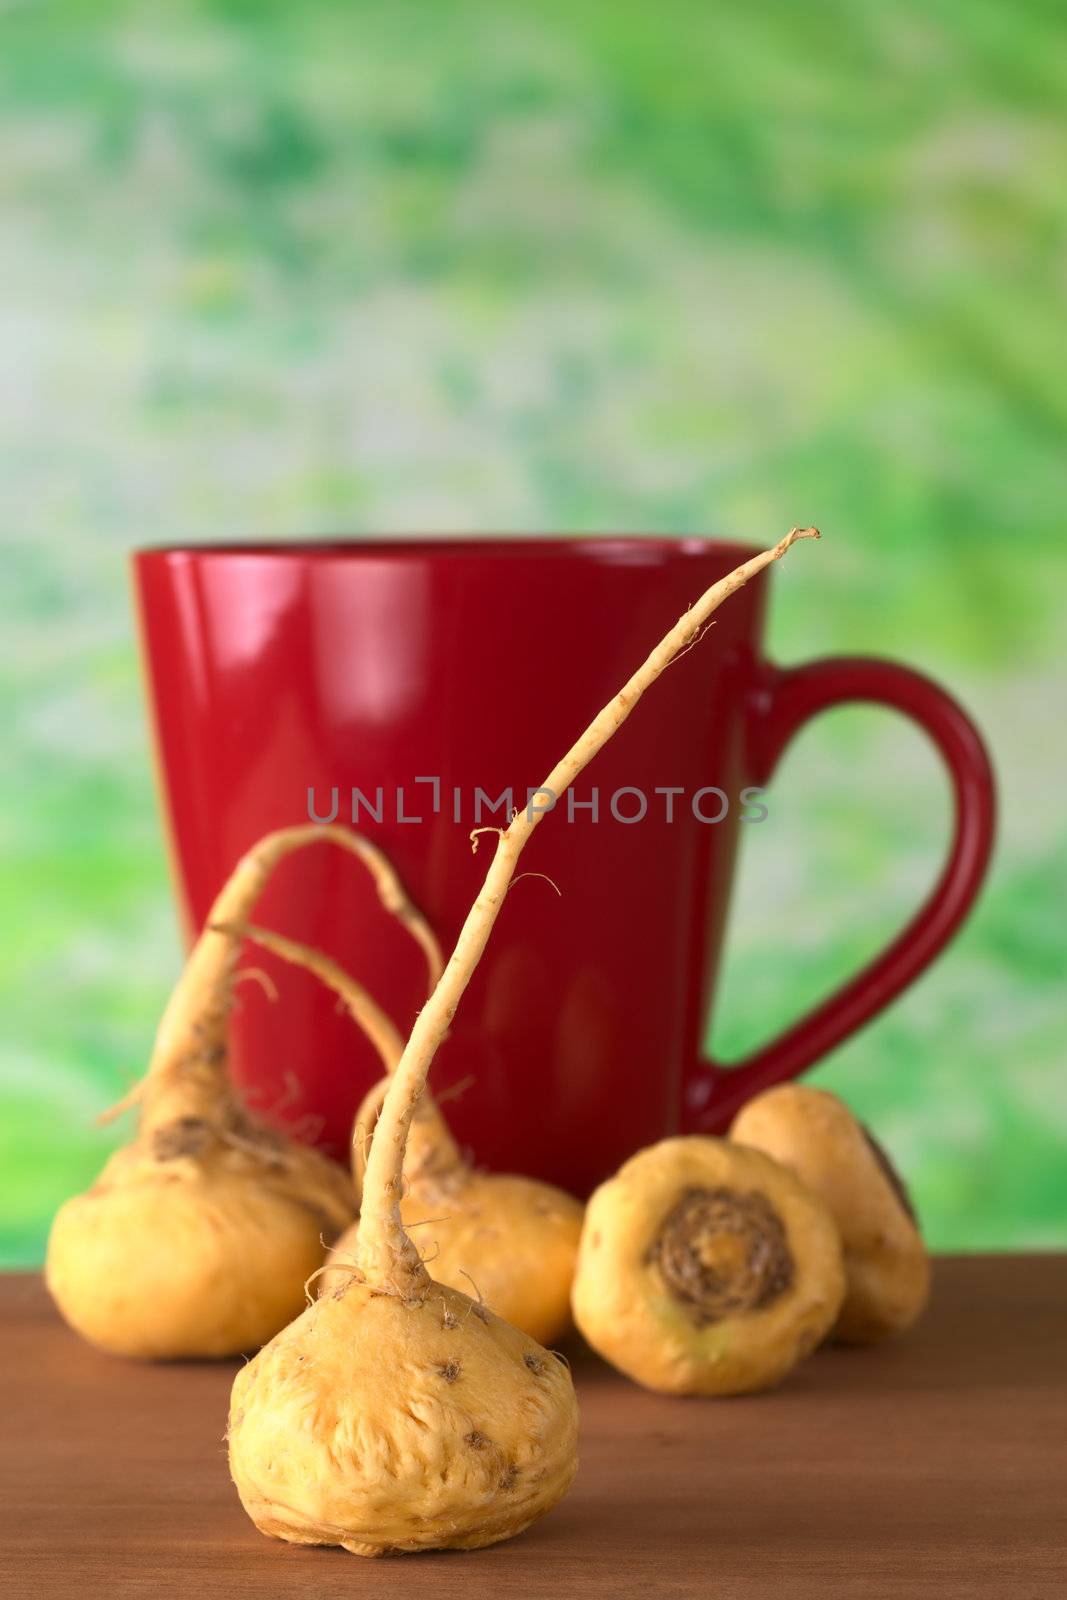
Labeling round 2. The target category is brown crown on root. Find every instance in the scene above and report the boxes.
[646,1185,796,1325]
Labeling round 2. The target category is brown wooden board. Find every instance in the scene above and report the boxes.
[1,1257,1064,1597]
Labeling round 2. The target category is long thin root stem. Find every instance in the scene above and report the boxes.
[356,528,820,1292]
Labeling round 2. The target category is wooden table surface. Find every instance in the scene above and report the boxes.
[1,1257,1064,1598]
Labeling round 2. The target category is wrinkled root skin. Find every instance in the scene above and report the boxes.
[731,1084,930,1344]
[228,1279,579,1556]
[45,1125,355,1360]
[323,1172,584,1347]
[572,1137,845,1395]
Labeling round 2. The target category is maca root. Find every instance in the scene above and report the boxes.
[572,1136,845,1394]
[228,1277,580,1555]
[228,530,818,1555]
[730,1083,931,1343]
[45,823,435,1361]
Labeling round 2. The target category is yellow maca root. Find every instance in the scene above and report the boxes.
[229,1278,579,1556]
[238,924,584,1346]
[571,1136,845,1395]
[730,1084,930,1343]
[228,529,817,1556]
[45,823,430,1360]
[229,929,581,1555]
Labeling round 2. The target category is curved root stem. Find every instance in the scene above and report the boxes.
[232,965,279,1003]
[221,923,407,1078]
[469,827,505,854]
[231,926,465,1199]
[506,871,562,899]
[127,823,439,1135]
[96,1078,146,1127]
[356,528,820,1295]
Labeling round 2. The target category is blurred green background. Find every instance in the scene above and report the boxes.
[3,1,1065,1264]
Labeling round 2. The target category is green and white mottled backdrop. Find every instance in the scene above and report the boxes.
[3,1,1065,1262]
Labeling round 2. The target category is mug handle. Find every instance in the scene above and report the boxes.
[682,656,996,1132]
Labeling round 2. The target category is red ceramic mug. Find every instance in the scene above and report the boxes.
[133,538,995,1196]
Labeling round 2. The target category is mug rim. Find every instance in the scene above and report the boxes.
[131,533,761,563]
